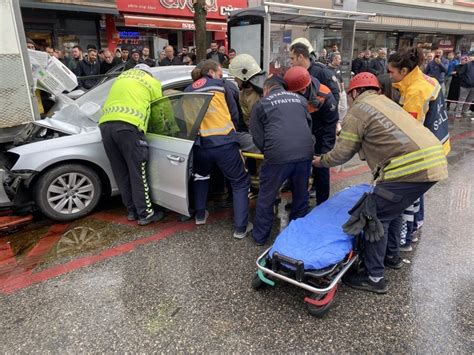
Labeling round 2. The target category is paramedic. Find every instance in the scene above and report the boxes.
[284,65,339,205]
[99,64,164,226]
[312,72,448,294]
[184,60,252,239]
[388,46,451,248]
[250,76,314,246]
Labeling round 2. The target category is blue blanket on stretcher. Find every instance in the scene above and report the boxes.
[270,184,372,270]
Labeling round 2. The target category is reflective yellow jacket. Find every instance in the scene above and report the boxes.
[392,66,450,155]
[99,69,162,133]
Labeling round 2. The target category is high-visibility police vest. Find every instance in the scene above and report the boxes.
[99,69,162,133]
[185,76,235,137]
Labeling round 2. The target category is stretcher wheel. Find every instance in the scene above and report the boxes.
[251,274,265,290]
[305,286,338,318]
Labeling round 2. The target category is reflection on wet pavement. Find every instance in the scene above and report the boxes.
[0,119,472,352]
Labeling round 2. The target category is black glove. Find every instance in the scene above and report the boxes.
[343,193,368,236]
[362,194,385,243]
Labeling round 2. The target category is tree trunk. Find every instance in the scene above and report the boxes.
[193,0,207,63]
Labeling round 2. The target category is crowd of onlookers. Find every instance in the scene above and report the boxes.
[312,44,473,118]
[26,36,473,115]
[26,37,237,90]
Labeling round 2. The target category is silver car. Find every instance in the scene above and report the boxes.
[0,66,223,221]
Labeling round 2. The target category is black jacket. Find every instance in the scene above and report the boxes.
[354,57,371,74]
[304,78,339,154]
[250,88,314,165]
[77,59,101,89]
[459,61,474,88]
[142,57,156,67]
[100,57,121,74]
[124,59,143,71]
[206,51,226,65]
[308,62,340,104]
[159,56,182,66]
[369,58,387,76]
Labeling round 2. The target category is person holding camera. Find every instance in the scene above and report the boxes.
[424,48,449,96]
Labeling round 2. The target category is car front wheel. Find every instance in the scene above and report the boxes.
[34,164,102,221]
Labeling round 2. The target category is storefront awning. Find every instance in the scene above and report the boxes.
[124,14,227,32]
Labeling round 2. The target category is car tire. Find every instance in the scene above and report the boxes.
[34,164,102,222]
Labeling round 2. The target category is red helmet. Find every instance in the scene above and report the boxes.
[348,72,381,93]
[284,66,311,92]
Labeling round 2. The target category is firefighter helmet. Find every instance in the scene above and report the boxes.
[290,37,315,54]
[284,66,311,92]
[228,54,262,82]
[347,72,381,93]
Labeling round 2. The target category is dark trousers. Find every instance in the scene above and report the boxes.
[253,160,311,244]
[193,143,250,232]
[100,121,153,219]
[364,181,435,278]
[312,167,330,205]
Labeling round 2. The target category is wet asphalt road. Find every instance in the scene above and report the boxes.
[0,118,473,352]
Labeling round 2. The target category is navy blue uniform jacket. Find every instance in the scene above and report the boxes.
[250,88,314,165]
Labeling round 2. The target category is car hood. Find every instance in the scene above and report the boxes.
[35,102,101,135]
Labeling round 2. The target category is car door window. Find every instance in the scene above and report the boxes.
[147,93,213,141]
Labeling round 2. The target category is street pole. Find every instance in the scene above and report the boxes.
[341,0,357,85]
[193,0,207,63]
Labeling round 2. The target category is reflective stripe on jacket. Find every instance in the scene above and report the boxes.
[185,76,238,148]
[320,91,448,183]
[392,66,450,155]
[99,69,162,133]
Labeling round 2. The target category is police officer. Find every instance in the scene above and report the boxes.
[312,73,448,294]
[184,60,252,239]
[250,76,314,246]
[99,64,164,226]
[284,66,339,205]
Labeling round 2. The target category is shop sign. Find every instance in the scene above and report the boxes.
[116,0,247,20]
[438,39,454,52]
[124,15,227,32]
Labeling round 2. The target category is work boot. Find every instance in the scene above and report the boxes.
[137,211,165,226]
[384,255,403,270]
[343,272,389,294]
[233,222,253,239]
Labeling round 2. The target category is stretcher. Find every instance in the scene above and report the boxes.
[252,184,371,317]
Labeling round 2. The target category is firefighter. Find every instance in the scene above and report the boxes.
[229,54,267,194]
[184,60,252,239]
[284,65,339,205]
[250,76,314,246]
[289,41,340,104]
[228,53,266,129]
[312,73,448,294]
[99,64,164,225]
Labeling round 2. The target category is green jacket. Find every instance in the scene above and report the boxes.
[99,69,162,133]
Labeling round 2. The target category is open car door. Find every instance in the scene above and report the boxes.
[146,92,213,216]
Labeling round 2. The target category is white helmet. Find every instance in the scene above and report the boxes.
[229,54,262,82]
[134,63,153,76]
[290,37,315,54]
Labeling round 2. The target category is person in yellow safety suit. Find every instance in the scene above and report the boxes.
[99,64,164,226]
[313,72,448,294]
[388,46,451,248]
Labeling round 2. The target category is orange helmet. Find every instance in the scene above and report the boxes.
[348,72,381,93]
[284,66,311,92]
